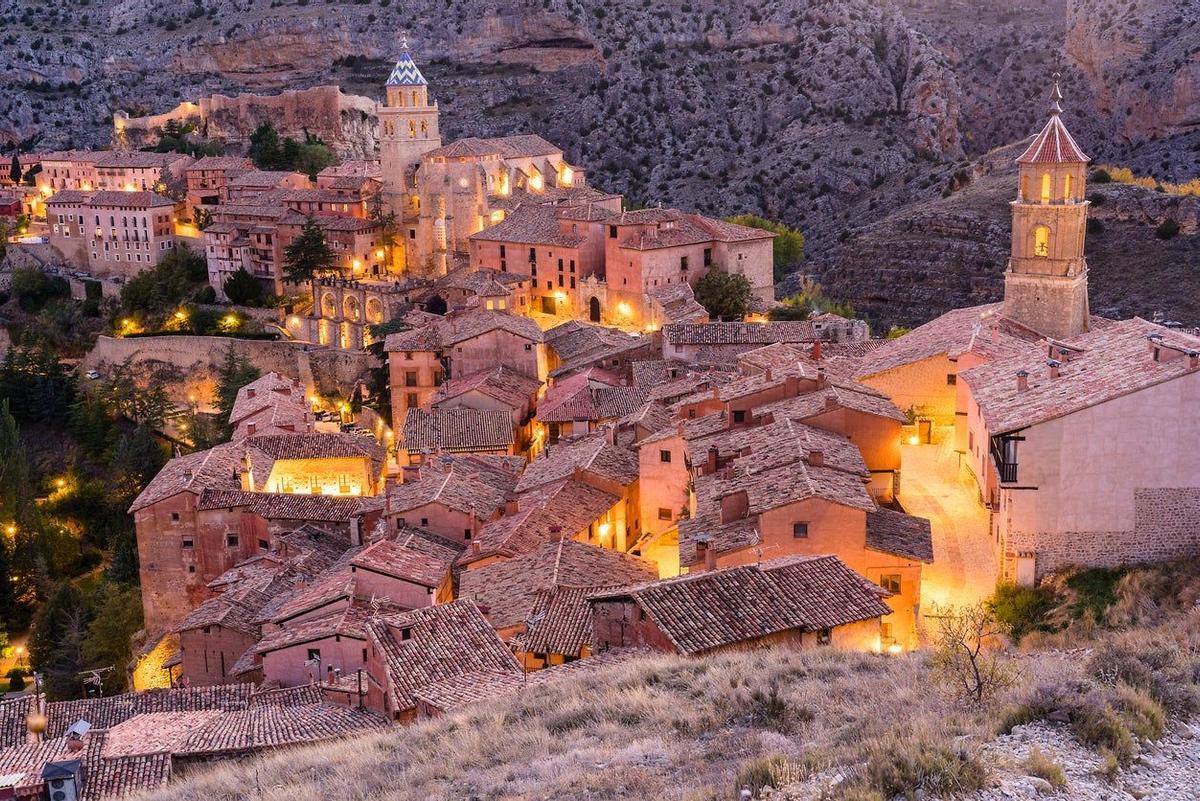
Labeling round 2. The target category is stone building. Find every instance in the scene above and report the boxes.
[46,190,180,278]
[36,150,191,194]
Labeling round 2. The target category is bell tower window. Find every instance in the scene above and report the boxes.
[408,120,416,138]
[1040,173,1052,203]
[1033,225,1050,257]
[1062,174,1073,201]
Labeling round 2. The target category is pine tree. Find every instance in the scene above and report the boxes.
[215,344,261,439]
[248,122,281,170]
[223,268,265,306]
[9,153,20,185]
[282,216,335,284]
[27,580,86,700]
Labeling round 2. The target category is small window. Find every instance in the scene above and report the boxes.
[406,392,418,408]
[792,522,809,539]
[421,518,429,527]
[524,343,532,351]
[400,627,412,641]
[946,374,957,386]
[880,574,902,594]
[226,534,239,548]
[817,628,832,646]
[405,371,418,387]
[171,512,180,522]
[464,528,472,539]
[361,647,368,662]
[660,449,672,463]
[608,225,617,239]
[732,410,746,424]
[657,507,672,521]
[307,648,321,661]
[188,565,196,573]
[182,538,194,548]
[258,539,269,550]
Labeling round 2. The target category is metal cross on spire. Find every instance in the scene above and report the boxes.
[400,30,409,52]
[1050,71,1064,116]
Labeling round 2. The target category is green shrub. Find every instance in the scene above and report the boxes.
[1155,218,1180,240]
[990,583,1057,642]
[859,734,988,799]
[1004,682,1136,764]
[1113,684,1165,741]
[7,668,25,692]
[1064,568,1126,622]
[1091,169,1111,183]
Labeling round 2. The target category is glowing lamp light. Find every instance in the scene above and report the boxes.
[560,166,574,186]
[55,478,65,489]
[4,524,15,536]
[174,310,188,321]
[353,259,362,271]
[886,643,904,656]
[529,175,544,192]
[490,210,504,223]
[908,435,920,446]
[616,302,632,317]
[554,291,566,302]
[375,249,385,259]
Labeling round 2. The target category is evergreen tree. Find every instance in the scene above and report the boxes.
[282,216,335,284]
[0,534,17,629]
[215,344,261,439]
[726,214,805,283]
[111,425,168,491]
[68,393,118,459]
[27,579,86,700]
[9,153,20,185]
[223,268,265,306]
[693,267,753,321]
[248,122,281,170]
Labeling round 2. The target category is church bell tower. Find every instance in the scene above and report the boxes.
[1003,75,1091,340]
[378,38,441,222]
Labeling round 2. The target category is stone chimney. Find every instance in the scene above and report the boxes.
[783,374,800,398]
[816,366,827,388]
[695,533,717,572]
[246,388,256,399]
[824,393,837,411]
[811,340,822,361]
[1016,370,1029,391]
[808,449,824,467]
[763,367,773,381]
[706,445,719,474]
[504,495,519,515]
[1047,359,1062,379]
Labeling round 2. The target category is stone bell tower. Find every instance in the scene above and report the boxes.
[378,37,442,223]
[1003,75,1091,341]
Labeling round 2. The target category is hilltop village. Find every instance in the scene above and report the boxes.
[1,50,1200,801]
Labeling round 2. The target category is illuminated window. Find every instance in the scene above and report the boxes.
[1040,173,1051,203]
[880,574,902,593]
[1063,173,1073,201]
[1033,225,1050,257]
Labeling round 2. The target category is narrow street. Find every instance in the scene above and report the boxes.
[900,436,998,612]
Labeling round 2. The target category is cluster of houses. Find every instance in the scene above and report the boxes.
[4,67,1200,800]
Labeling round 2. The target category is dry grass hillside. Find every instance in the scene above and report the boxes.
[137,563,1200,801]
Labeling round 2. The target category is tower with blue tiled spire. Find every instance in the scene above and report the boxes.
[379,34,441,242]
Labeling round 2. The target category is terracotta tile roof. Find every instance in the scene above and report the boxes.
[431,365,540,411]
[395,526,467,563]
[75,190,176,209]
[737,342,821,374]
[468,203,586,247]
[754,383,908,424]
[619,400,672,435]
[959,318,1200,435]
[463,479,620,564]
[228,170,307,189]
[229,372,307,424]
[663,321,818,346]
[384,310,544,352]
[403,408,514,452]
[590,555,886,654]
[365,600,520,713]
[102,711,219,757]
[257,599,382,654]
[515,429,639,492]
[173,591,266,637]
[865,508,934,562]
[854,304,1044,378]
[613,210,773,250]
[459,539,657,631]
[1017,112,1089,164]
[248,684,327,707]
[243,432,384,463]
[93,151,189,169]
[317,160,382,179]
[350,538,451,588]
[0,696,32,749]
[0,738,71,796]
[645,371,737,405]
[516,585,606,657]
[425,134,561,160]
[176,703,386,757]
[269,568,356,624]
[387,456,520,518]
[188,156,254,171]
[44,686,255,738]
[758,555,894,630]
[648,282,709,324]
[545,323,651,377]
[86,744,173,799]
[194,490,370,523]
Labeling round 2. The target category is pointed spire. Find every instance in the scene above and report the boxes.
[386,32,428,87]
[1049,72,1064,116]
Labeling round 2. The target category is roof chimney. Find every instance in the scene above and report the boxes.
[763,367,773,381]
[823,393,837,411]
[1016,370,1029,391]
[808,449,824,467]
[695,533,717,572]
[811,340,822,361]
[706,445,719,474]
[504,495,519,515]
[1047,359,1062,379]
[246,388,256,398]
[816,366,827,388]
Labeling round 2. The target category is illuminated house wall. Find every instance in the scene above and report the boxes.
[264,456,377,496]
